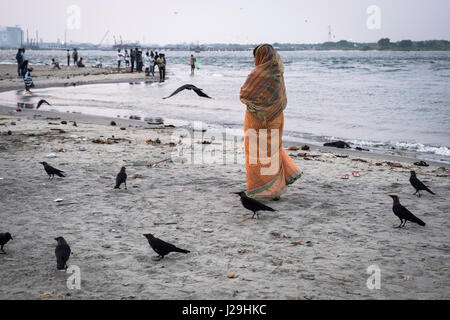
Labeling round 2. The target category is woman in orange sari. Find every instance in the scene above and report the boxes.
[240,44,301,200]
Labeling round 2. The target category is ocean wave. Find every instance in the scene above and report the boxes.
[346,139,385,148]
[392,142,450,156]
[327,137,450,157]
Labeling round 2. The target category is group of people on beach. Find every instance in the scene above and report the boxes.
[117,48,166,82]
[66,49,85,68]
[48,49,86,70]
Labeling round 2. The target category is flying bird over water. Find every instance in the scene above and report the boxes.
[235,191,276,219]
[410,171,435,197]
[40,162,65,179]
[55,237,71,270]
[0,233,13,254]
[389,195,426,228]
[143,233,190,261]
[162,84,212,99]
[114,166,127,189]
[36,99,51,109]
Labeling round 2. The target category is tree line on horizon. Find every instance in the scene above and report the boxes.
[179,39,450,51]
[6,39,449,51]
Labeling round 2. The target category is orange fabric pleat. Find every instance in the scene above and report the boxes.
[244,110,301,200]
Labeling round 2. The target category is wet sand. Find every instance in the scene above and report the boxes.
[0,64,156,93]
[0,102,449,300]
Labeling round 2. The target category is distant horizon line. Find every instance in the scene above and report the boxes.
[14,39,450,46]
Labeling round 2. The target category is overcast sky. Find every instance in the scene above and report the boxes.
[2,0,450,45]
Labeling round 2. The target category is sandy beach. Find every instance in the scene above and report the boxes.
[0,90,449,300]
[0,64,156,92]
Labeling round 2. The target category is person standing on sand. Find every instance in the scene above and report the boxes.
[153,51,159,74]
[117,49,124,72]
[161,53,166,79]
[156,54,166,82]
[136,49,143,72]
[239,44,301,201]
[144,51,151,76]
[150,53,155,76]
[190,54,196,75]
[16,48,23,76]
[21,60,35,93]
[124,49,130,68]
[66,49,70,66]
[130,49,135,73]
[72,49,78,66]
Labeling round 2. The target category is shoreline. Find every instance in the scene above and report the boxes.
[0,64,159,93]
[0,100,447,168]
[0,77,159,94]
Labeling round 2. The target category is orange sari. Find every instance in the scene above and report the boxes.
[240,44,301,200]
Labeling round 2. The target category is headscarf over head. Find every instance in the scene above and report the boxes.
[240,44,287,125]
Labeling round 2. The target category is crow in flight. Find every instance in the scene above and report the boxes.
[163,84,212,99]
[143,233,190,261]
[389,195,426,228]
[36,99,52,109]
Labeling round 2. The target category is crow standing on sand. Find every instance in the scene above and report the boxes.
[235,191,276,219]
[410,171,435,197]
[143,233,190,261]
[162,84,212,99]
[55,237,71,270]
[114,166,127,189]
[36,99,51,109]
[389,195,426,228]
[0,233,13,254]
[40,162,65,179]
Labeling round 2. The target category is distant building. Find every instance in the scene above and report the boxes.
[0,26,24,48]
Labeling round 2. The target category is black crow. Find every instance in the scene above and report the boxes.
[163,84,212,99]
[235,191,276,219]
[36,99,51,109]
[389,195,426,228]
[143,233,190,261]
[40,161,65,179]
[55,236,71,270]
[0,233,13,254]
[114,166,127,189]
[410,171,435,197]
